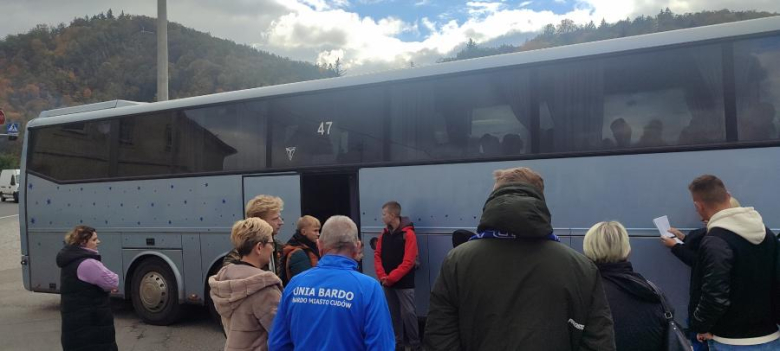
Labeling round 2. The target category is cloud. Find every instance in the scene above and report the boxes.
[254,0,607,74]
[421,17,437,32]
[2,0,780,76]
[466,2,507,17]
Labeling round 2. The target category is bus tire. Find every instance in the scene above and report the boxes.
[130,257,181,326]
[0,195,5,202]
[13,192,18,203]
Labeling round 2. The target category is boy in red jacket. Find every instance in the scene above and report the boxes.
[374,201,420,351]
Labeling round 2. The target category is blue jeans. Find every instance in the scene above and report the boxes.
[686,317,708,351]
[691,332,709,351]
[708,338,780,350]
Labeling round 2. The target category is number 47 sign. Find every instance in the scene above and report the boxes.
[317,121,333,135]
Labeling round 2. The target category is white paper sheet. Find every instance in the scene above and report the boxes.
[653,215,683,244]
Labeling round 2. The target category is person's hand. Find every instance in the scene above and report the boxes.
[660,236,678,248]
[697,333,713,342]
[380,277,388,286]
[110,288,118,294]
[668,227,685,240]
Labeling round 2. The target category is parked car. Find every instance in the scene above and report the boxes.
[0,169,20,203]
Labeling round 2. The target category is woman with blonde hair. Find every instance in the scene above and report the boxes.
[56,225,119,351]
[584,221,666,351]
[210,218,283,351]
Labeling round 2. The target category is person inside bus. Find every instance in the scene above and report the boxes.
[635,119,666,148]
[209,218,283,351]
[375,201,421,351]
[605,118,633,149]
[279,215,321,285]
[56,225,119,351]
[269,216,395,350]
[739,102,777,141]
[223,195,285,280]
[501,133,524,155]
[660,197,741,351]
[479,133,501,157]
[425,167,615,350]
[584,221,666,351]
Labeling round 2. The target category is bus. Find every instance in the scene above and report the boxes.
[19,16,780,326]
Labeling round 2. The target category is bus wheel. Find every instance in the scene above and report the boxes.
[13,192,18,203]
[131,257,181,325]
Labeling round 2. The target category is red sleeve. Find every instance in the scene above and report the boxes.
[374,232,388,280]
[386,227,418,286]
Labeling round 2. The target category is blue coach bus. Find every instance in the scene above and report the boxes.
[19,16,780,326]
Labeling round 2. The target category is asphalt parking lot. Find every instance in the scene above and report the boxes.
[0,202,226,351]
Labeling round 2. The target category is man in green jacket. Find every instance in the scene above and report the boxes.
[424,167,615,351]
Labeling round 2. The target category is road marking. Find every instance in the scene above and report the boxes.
[0,214,19,220]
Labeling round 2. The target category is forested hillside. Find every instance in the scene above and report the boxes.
[0,10,339,167]
[443,9,777,62]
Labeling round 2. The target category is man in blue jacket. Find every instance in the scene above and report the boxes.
[269,215,395,351]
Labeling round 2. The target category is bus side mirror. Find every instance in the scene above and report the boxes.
[10,176,15,186]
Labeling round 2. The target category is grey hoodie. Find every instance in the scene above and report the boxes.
[708,207,767,245]
[209,264,283,351]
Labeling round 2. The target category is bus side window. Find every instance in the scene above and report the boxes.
[734,36,780,142]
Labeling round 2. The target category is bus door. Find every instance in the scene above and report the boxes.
[242,173,302,244]
[300,171,360,234]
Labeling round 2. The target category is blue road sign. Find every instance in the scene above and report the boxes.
[7,122,19,135]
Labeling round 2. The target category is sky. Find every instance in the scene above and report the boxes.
[1,0,779,75]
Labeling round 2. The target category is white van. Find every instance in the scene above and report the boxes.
[0,169,20,203]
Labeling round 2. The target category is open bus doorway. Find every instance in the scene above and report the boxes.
[300,172,360,234]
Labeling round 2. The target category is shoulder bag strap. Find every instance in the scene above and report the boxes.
[645,279,674,321]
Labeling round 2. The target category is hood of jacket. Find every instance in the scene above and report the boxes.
[597,261,660,303]
[707,207,767,245]
[386,216,414,235]
[208,263,282,319]
[56,245,99,268]
[476,183,553,239]
[284,231,320,258]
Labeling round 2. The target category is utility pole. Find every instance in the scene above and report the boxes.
[157,0,169,101]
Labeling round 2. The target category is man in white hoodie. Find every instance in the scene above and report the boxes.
[687,175,780,350]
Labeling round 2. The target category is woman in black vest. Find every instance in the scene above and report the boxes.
[56,225,119,351]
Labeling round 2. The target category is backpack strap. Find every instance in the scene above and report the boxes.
[305,249,318,268]
[284,247,302,284]
[284,247,319,284]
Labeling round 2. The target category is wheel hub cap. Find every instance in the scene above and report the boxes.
[139,271,168,312]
